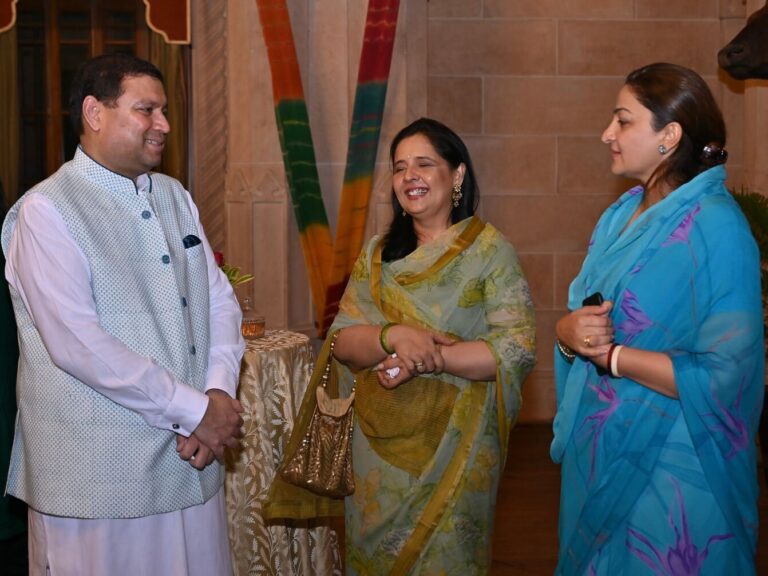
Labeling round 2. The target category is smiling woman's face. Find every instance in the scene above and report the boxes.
[392,133,463,227]
[601,85,667,184]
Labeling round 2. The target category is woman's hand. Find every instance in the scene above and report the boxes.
[335,324,460,388]
[373,326,453,388]
[385,324,453,375]
[556,300,614,358]
[374,353,410,389]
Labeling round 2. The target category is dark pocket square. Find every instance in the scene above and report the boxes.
[182,234,201,249]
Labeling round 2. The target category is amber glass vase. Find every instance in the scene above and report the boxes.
[240,297,265,339]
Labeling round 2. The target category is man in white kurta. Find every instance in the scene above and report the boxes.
[1,54,245,575]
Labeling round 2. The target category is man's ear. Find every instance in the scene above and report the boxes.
[82,96,102,132]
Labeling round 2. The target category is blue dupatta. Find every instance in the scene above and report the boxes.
[552,166,764,575]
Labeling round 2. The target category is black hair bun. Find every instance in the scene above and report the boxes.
[701,144,728,166]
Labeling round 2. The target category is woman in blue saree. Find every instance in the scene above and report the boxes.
[552,63,764,575]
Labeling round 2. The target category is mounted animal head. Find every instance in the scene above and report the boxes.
[719,1,768,80]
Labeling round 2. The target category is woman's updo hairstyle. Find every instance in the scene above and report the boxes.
[381,117,479,262]
[625,62,727,190]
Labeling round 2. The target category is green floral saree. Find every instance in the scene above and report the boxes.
[268,217,535,575]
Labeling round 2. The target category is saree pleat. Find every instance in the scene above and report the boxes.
[354,371,459,477]
[392,382,488,574]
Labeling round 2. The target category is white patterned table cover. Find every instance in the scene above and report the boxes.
[225,330,342,575]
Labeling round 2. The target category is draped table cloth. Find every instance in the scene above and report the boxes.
[225,330,342,575]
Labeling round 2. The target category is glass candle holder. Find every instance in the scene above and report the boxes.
[240,297,265,339]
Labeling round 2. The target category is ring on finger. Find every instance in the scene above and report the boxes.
[583,335,592,348]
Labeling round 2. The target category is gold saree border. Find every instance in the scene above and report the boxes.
[371,241,384,314]
[355,371,460,476]
[395,216,485,286]
[486,346,519,466]
[371,217,513,464]
[371,216,485,326]
[391,381,488,574]
[366,216,512,570]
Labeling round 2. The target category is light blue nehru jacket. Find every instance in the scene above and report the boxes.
[1,150,221,519]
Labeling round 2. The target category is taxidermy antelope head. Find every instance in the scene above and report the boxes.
[719,1,768,79]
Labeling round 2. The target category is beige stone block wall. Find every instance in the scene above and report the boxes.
[427,0,748,422]
[191,0,762,424]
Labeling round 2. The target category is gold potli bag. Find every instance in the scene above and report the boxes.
[279,331,356,497]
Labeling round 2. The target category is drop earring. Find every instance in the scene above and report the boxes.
[658,144,668,155]
[452,183,463,208]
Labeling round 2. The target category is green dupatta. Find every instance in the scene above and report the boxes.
[266,217,535,526]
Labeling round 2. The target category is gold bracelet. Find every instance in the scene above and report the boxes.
[556,339,575,363]
[379,322,397,355]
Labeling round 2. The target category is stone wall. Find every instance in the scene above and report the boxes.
[425,0,750,422]
[193,0,756,422]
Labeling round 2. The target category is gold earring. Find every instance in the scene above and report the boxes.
[452,183,463,208]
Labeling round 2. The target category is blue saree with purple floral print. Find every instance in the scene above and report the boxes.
[552,166,764,575]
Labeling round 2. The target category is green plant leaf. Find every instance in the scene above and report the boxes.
[731,187,768,322]
[221,263,254,287]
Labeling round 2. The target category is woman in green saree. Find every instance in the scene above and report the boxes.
[325,118,535,574]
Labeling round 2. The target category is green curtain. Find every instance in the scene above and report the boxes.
[0,27,19,206]
[149,32,188,188]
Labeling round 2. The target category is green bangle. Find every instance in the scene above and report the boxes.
[379,322,397,355]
